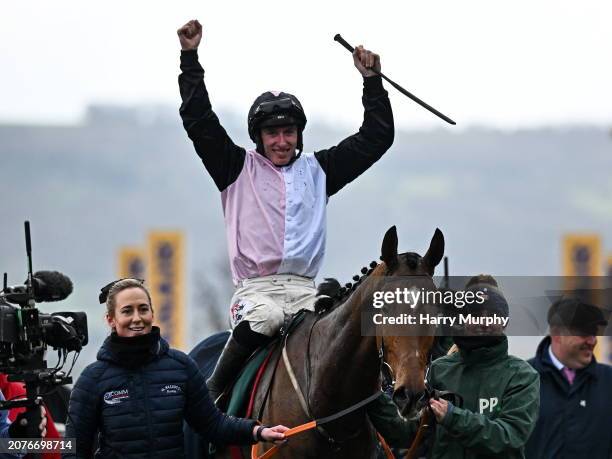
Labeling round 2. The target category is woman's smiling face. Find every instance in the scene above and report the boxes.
[106,287,154,337]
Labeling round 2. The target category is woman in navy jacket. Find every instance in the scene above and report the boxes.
[65,278,286,458]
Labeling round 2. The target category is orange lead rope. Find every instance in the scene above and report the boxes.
[250,386,383,458]
[377,432,395,459]
[251,421,395,459]
[251,421,316,459]
[404,409,432,459]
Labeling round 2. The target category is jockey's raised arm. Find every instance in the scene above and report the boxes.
[177,18,394,403]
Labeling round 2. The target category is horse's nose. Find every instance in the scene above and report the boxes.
[392,386,418,416]
[392,387,408,407]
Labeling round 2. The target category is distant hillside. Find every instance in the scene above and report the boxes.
[2,105,611,370]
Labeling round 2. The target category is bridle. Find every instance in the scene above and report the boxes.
[377,334,439,398]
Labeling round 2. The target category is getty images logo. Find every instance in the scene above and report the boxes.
[104,389,129,405]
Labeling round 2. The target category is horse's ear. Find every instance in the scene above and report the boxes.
[381,226,399,271]
[422,228,444,276]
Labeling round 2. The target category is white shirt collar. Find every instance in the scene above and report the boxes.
[548,344,565,371]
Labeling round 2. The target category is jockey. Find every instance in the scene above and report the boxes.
[177,19,394,401]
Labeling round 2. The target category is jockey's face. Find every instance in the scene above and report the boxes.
[260,125,298,166]
[107,287,154,337]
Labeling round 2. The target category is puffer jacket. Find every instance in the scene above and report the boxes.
[64,333,255,458]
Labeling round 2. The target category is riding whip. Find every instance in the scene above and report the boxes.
[334,34,456,125]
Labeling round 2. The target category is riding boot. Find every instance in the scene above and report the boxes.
[206,321,271,403]
[206,336,253,403]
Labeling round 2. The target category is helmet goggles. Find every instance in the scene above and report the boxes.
[253,97,302,117]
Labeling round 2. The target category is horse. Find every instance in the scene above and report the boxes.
[200,226,445,458]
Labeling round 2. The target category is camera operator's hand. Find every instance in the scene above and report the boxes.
[9,406,47,438]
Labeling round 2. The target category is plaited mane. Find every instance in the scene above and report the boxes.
[313,252,423,314]
[314,260,382,313]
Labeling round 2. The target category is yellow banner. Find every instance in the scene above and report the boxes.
[562,234,602,276]
[147,231,186,350]
[117,247,146,279]
[561,234,604,359]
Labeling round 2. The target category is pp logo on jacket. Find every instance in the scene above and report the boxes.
[103,389,129,405]
[479,397,499,413]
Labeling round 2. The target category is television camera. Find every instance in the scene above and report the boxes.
[0,221,88,435]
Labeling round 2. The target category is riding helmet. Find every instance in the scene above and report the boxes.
[247,91,307,153]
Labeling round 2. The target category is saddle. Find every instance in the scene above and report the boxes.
[225,341,276,417]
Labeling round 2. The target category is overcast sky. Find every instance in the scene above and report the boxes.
[1,0,611,130]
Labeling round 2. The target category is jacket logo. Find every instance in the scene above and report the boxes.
[580,400,586,407]
[479,397,499,413]
[103,389,129,405]
[161,384,183,395]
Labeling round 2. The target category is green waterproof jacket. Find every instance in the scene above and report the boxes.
[427,337,540,459]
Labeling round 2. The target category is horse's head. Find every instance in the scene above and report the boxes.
[373,226,445,416]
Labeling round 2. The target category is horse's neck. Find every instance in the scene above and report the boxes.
[309,284,380,405]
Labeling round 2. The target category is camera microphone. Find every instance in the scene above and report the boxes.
[29,271,73,302]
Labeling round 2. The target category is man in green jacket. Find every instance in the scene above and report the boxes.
[380,275,540,458]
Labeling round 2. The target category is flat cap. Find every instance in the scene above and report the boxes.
[547,298,608,335]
